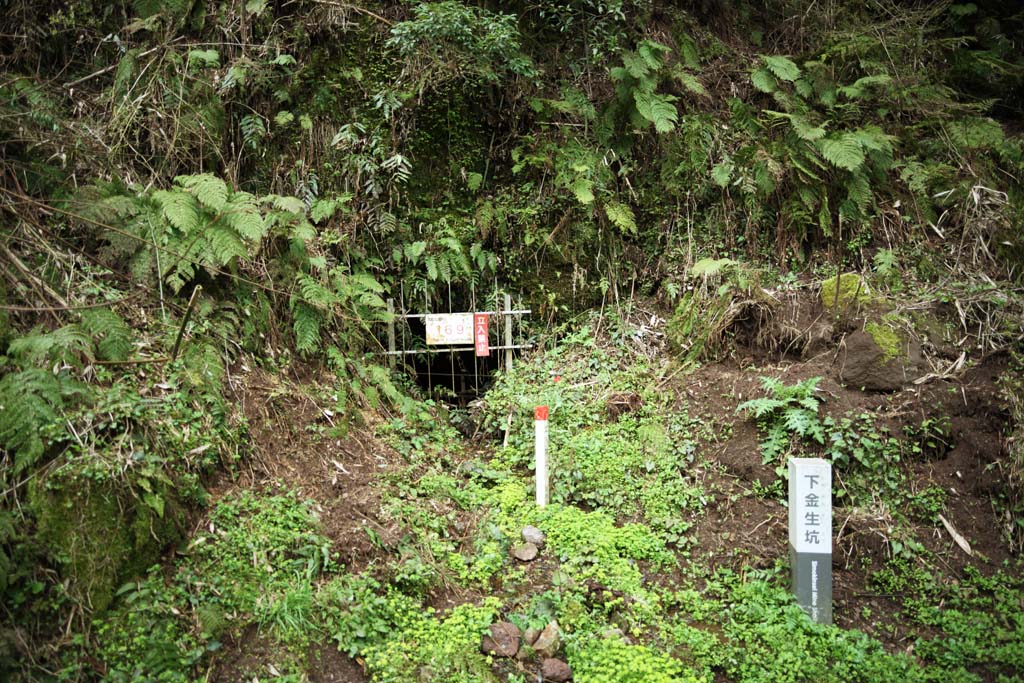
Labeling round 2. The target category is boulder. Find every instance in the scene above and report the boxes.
[522,525,545,547]
[841,326,923,392]
[541,658,572,682]
[481,621,521,658]
[533,621,562,658]
[512,542,539,561]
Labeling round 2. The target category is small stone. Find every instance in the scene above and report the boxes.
[523,627,541,646]
[481,621,521,658]
[541,658,572,682]
[512,542,539,562]
[522,525,545,547]
[601,627,625,640]
[532,620,561,658]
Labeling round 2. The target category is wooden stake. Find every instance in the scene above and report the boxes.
[170,285,202,362]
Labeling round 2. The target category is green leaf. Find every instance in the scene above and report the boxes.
[604,201,637,235]
[711,162,733,188]
[188,49,220,69]
[310,199,336,223]
[691,257,737,278]
[143,492,165,518]
[750,67,777,94]
[763,55,801,82]
[633,91,678,133]
[621,52,652,80]
[405,241,428,263]
[818,133,865,172]
[837,74,892,99]
[570,176,594,204]
[154,190,200,233]
[274,110,295,127]
[179,174,228,212]
[674,69,708,97]
[789,115,827,142]
[270,195,306,214]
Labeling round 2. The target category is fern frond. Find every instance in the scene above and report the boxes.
[840,171,873,223]
[349,272,385,294]
[154,189,201,233]
[223,203,266,241]
[751,67,777,94]
[763,56,801,82]
[673,69,707,97]
[632,91,678,133]
[0,369,85,472]
[818,133,865,172]
[178,173,228,212]
[80,310,134,362]
[570,175,595,204]
[438,253,452,283]
[761,429,791,464]
[206,223,248,265]
[291,302,322,353]
[783,408,816,437]
[837,74,892,100]
[296,273,337,309]
[737,397,785,419]
[8,325,93,367]
[604,201,638,235]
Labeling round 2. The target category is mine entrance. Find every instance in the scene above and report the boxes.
[383,289,530,406]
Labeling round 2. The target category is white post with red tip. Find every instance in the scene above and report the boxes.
[535,406,549,507]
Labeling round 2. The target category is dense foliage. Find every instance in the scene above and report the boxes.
[1,0,1023,681]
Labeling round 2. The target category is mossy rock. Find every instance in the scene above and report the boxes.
[821,273,876,315]
[29,474,185,614]
[864,320,903,361]
[840,318,923,392]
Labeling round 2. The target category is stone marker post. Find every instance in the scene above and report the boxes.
[789,457,832,624]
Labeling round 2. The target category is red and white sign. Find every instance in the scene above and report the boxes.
[535,405,549,507]
[474,313,489,357]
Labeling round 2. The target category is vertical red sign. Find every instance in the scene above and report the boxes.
[474,312,489,357]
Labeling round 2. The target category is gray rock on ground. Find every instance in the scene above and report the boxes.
[533,620,561,658]
[512,542,539,561]
[522,525,545,547]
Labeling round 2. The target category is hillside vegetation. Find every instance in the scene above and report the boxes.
[1,1,1023,681]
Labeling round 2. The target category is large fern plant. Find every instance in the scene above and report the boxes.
[0,369,87,476]
[737,376,826,465]
[714,54,898,250]
[83,174,267,293]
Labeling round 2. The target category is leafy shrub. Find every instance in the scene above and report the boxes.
[362,598,501,683]
[387,2,535,86]
[533,504,674,596]
[737,376,825,465]
[570,639,700,683]
[179,491,332,619]
[89,573,207,683]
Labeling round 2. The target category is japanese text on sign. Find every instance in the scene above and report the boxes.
[788,458,832,554]
[474,313,489,357]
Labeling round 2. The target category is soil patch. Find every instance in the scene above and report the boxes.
[676,346,1015,658]
[221,365,403,571]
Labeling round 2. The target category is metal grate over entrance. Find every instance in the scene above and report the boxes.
[383,287,531,403]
